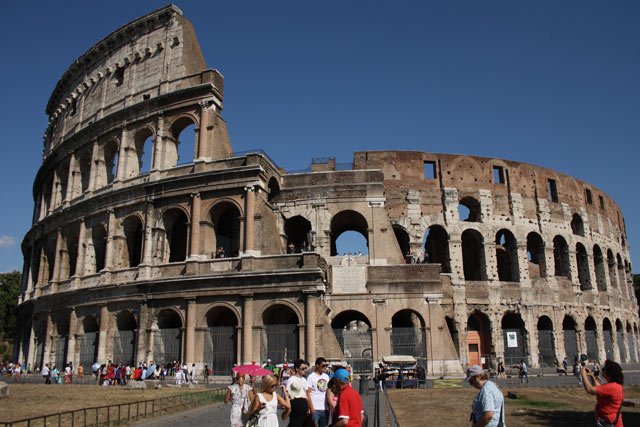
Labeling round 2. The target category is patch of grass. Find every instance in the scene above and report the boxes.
[509,399,570,409]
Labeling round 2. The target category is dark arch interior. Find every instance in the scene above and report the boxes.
[537,316,553,330]
[459,196,481,222]
[83,317,99,333]
[285,215,312,253]
[164,209,188,262]
[424,225,451,272]
[393,225,410,260]
[331,310,372,329]
[576,243,591,290]
[157,310,182,329]
[501,312,525,329]
[391,310,425,328]
[123,216,143,267]
[603,318,613,331]
[263,305,299,325]
[267,177,280,202]
[212,203,241,257]
[585,317,597,331]
[117,311,137,331]
[496,229,517,281]
[553,236,570,277]
[571,214,584,236]
[562,316,577,330]
[462,229,484,280]
[92,225,107,272]
[206,307,238,327]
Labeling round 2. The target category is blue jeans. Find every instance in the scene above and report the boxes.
[312,410,329,427]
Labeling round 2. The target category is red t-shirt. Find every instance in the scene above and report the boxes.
[337,384,363,427]
[595,382,624,427]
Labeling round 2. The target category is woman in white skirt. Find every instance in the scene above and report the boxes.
[247,374,290,427]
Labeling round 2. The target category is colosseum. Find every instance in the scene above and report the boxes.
[15,5,640,377]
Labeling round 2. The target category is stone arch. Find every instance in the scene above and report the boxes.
[496,229,519,282]
[162,208,189,263]
[210,200,241,258]
[526,232,547,279]
[553,235,570,278]
[331,310,373,373]
[571,213,584,237]
[390,309,426,362]
[576,243,591,290]
[79,315,99,368]
[461,229,486,281]
[204,305,239,374]
[392,224,411,261]
[501,311,528,365]
[102,139,120,186]
[91,224,107,273]
[562,315,579,363]
[584,316,599,362]
[285,215,312,253]
[61,223,80,279]
[167,115,198,168]
[330,210,369,256]
[423,225,451,273]
[592,245,607,291]
[467,310,492,367]
[122,215,144,268]
[132,126,155,176]
[114,311,137,365]
[602,318,614,360]
[458,196,481,222]
[154,308,183,365]
[78,148,93,193]
[262,303,300,363]
[607,249,617,290]
[267,176,280,202]
[615,319,626,363]
[537,315,555,367]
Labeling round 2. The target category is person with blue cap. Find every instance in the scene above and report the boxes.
[332,368,363,427]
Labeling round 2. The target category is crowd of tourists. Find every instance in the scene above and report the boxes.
[224,357,364,427]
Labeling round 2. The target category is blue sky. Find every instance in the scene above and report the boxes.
[1,1,638,272]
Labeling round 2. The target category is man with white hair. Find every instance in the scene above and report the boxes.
[466,365,505,427]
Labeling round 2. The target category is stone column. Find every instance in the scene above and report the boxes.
[66,308,78,368]
[97,306,109,363]
[26,321,37,370]
[42,312,53,367]
[136,302,150,364]
[53,229,64,282]
[305,293,317,364]
[243,186,256,255]
[242,296,254,364]
[152,114,164,170]
[185,299,197,364]
[88,139,99,192]
[75,219,87,280]
[517,243,530,283]
[197,102,209,160]
[115,128,128,181]
[189,193,201,257]
[66,152,77,202]
[104,210,116,270]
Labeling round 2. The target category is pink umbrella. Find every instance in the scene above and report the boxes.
[232,364,273,376]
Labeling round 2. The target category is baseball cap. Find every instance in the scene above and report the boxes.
[334,368,350,382]
[465,365,483,382]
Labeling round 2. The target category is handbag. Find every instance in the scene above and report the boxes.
[245,415,259,427]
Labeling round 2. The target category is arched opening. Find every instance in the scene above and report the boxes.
[390,310,426,365]
[104,140,119,185]
[616,319,627,363]
[458,196,481,222]
[537,316,555,367]
[262,304,299,363]
[562,315,578,364]
[43,234,57,281]
[62,224,80,279]
[134,128,154,175]
[284,215,312,253]
[42,175,54,213]
[267,177,280,202]
[57,161,70,204]
[392,225,411,262]
[576,243,591,290]
[467,311,491,368]
[114,311,137,366]
[584,317,599,362]
[423,225,451,273]
[78,316,99,368]
[603,318,614,361]
[91,225,107,273]
[571,214,584,237]
[123,216,143,268]
[34,321,46,371]
[526,232,546,279]
[204,307,238,375]
[154,309,183,365]
[593,245,607,291]
[54,317,69,369]
[496,229,519,282]
[607,249,617,290]
[616,254,625,291]
[626,322,636,363]
[211,202,240,258]
[446,316,459,357]
[79,149,92,193]
[331,310,372,374]
[502,312,528,365]
[330,210,369,256]
[170,117,196,167]
[163,209,188,262]
[462,229,485,281]
[553,236,570,278]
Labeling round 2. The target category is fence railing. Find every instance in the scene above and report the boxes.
[1,387,226,427]
[380,387,400,427]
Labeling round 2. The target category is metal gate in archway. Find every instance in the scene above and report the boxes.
[603,330,614,360]
[617,330,627,363]
[537,330,555,367]
[503,329,526,365]
[54,334,68,368]
[333,328,373,374]
[113,330,136,366]
[585,330,599,361]
[391,327,427,366]
[154,328,182,365]
[563,330,578,362]
[262,325,299,363]
[78,332,98,367]
[35,337,44,370]
[204,326,236,375]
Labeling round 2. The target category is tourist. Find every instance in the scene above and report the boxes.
[580,359,624,427]
[204,364,210,384]
[77,363,84,384]
[286,359,310,426]
[332,368,364,427]
[12,363,21,383]
[307,357,330,427]
[247,374,290,427]
[326,377,341,426]
[175,367,186,385]
[519,359,528,384]
[224,373,254,427]
[41,363,50,384]
[497,360,505,378]
[466,365,505,427]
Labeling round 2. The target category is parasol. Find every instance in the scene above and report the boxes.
[232,364,273,376]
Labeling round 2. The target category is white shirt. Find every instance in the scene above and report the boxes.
[307,371,330,411]
[41,366,50,376]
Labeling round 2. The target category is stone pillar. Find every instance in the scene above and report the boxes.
[485,242,498,281]
[189,193,201,257]
[242,296,254,364]
[104,210,116,270]
[26,321,38,370]
[66,153,77,202]
[136,302,150,364]
[75,219,87,280]
[115,128,128,181]
[197,102,209,160]
[185,299,197,364]
[152,114,164,170]
[88,139,99,192]
[67,308,78,368]
[517,243,530,283]
[244,186,256,255]
[42,312,53,367]
[97,306,109,363]
[53,229,64,282]
[305,293,317,364]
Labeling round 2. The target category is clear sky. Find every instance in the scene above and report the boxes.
[1,1,638,272]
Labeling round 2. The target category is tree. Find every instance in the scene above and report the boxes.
[0,271,21,341]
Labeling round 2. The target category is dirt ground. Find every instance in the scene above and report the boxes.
[388,386,640,426]
[0,383,210,422]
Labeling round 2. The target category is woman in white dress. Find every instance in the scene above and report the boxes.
[247,374,290,427]
[224,373,255,427]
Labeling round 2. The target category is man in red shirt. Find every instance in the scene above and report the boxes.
[333,368,363,427]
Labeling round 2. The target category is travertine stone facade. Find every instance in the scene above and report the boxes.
[16,5,639,377]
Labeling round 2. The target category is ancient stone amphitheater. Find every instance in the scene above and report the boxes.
[15,5,639,376]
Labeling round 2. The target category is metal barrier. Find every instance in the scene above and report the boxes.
[379,387,400,427]
[1,387,226,427]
